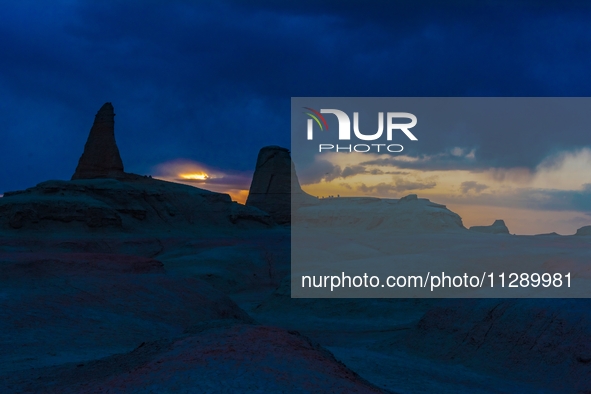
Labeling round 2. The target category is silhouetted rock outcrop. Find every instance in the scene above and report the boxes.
[72,102,125,180]
[574,225,591,236]
[292,195,466,233]
[0,103,274,232]
[246,146,315,224]
[469,219,510,234]
[0,178,272,232]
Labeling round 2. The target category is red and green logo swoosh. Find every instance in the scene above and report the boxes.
[304,107,329,131]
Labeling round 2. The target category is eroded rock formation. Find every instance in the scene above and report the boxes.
[72,102,125,180]
[0,178,272,232]
[407,299,591,392]
[292,194,466,232]
[469,219,510,234]
[0,103,274,232]
[246,146,315,224]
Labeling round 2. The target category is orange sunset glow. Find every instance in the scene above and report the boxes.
[179,172,210,181]
[297,148,591,236]
[153,159,250,204]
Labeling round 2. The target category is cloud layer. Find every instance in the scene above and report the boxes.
[2,1,591,196]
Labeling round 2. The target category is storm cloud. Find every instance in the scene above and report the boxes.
[2,1,591,195]
[460,181,489,194]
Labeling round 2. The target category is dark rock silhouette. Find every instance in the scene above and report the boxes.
[398,194,418,202]
[246,146,315,225]
[0,103,273,232]
[574,225,591,236]
[72,102,125,180]
[0,178,272,231]
[534,232,560,237]
[469,219,510,234]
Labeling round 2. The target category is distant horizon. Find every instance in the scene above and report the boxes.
[3,166,589,236]
[298,187,590,236]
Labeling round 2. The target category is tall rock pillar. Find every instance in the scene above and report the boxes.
[72,102,125,180]
[246,146,314,224]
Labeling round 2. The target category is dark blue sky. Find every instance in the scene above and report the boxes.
[2,1,591,194]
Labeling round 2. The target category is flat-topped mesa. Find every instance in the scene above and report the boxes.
[246,146,315,225]
[470,219,510,234]
[72,102,125,180]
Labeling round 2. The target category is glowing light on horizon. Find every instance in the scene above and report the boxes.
[154,159,250,204]
[179,172,209,181]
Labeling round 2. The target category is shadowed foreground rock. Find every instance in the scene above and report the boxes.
[72,102,125,180]
[0,252,251,377]
[0,253,380,394]
[4,324,383,393]
[406,299,591,393]
[246,146,315,224]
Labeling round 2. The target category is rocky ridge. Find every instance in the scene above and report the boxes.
[246,145,316,224]
[469,219,510,234]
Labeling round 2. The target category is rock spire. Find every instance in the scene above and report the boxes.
[72,102,125,180]
[246,146,314,224]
